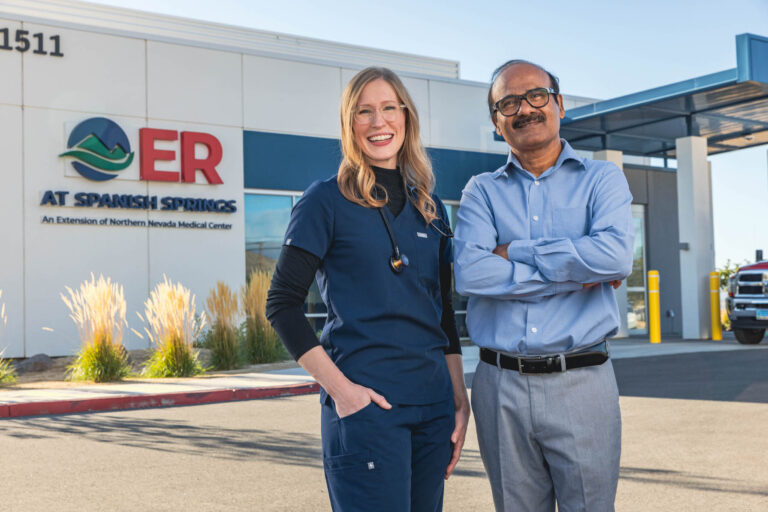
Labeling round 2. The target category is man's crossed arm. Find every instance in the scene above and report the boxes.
[454,168,634,300]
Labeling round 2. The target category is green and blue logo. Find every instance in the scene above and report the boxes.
[59,117,134,181]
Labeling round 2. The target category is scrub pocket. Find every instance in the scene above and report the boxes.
[413,232,441,298]
[337,400,377,421]
[324,450,377,473]
[323,401,393,512]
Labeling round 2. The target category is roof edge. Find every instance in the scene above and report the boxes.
[737,33,768,84]
[563,68,738,124]
[0,0,460,79]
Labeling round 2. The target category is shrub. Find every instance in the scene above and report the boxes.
[0,291,14,387]
[141,276,206,378]
[205,281,240,370]
[61,274,131,382]
[241,270,286,364]
[0,355,16,386]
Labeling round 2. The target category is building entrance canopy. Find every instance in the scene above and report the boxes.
[561,34,768,158]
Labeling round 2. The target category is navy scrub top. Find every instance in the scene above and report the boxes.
[283,176,453,405]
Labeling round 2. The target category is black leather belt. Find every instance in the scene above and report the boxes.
[480,342,609,375]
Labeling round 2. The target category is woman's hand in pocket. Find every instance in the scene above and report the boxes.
[334,381,392,418]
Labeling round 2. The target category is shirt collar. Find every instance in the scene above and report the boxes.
[493,139,586,180]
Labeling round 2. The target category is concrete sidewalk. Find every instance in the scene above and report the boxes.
[0,371,318,418]
[2,333,765,418]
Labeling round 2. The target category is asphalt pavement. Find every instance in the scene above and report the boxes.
[2,334,768,511]
[2,359,767,511]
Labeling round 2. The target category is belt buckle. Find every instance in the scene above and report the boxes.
[518,355,560,375]
[518,357,537,375]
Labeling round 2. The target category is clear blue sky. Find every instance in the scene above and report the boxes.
[90,0,768,267]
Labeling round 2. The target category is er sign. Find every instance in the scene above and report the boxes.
[60,117,224,185]
[140,128,223,184]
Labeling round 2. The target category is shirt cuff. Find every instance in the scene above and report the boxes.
[506,240,536,266]
[556,281,583,294]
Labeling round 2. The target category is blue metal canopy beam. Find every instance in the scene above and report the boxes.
[561,34,768,158]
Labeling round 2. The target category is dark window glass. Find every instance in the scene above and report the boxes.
[244,193,327,318]
[245,194,292,276]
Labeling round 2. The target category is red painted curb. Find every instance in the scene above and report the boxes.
[0,382,321,419]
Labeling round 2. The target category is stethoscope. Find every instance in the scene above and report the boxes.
[377,207,454,274]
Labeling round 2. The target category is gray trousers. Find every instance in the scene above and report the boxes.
[471,358,621,512]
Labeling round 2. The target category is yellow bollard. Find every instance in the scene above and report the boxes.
[710,271,722,341]
[648,270,661,344]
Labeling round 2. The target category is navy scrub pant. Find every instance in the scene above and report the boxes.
[321,397,454,512]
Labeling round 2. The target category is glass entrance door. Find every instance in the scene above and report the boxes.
[627,204,647,334]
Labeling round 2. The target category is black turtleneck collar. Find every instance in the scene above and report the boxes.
[371,166,406,217]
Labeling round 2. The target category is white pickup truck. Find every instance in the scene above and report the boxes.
[726,261,768,344]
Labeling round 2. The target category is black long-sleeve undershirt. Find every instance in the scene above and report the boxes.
[266,167,461,361]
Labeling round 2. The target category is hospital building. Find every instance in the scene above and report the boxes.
[1,0,766,357]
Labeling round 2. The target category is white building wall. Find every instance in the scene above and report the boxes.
[23,24,146,116]
[0,18,22,104]
[429,80,508,153]
[147,41,243,126]
[0,20,25,357]
[0,105,25,358]
[244,56,342,138]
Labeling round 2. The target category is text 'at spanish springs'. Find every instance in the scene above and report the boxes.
[40,190,237,213]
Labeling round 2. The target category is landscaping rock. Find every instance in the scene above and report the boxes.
[14,354,54,374]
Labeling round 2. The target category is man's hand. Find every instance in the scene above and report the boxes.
[583,280,622,290]
[492,242,510,260]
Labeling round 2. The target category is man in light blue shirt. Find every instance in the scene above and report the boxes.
[454,60,634,512]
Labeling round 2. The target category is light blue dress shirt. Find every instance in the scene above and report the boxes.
[454,140,634,355]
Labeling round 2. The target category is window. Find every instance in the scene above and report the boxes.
[443,201,470,340]
[244,192,326,333]
[627,205,647,334]
[244,194,292,276]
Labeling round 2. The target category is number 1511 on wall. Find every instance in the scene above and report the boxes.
[0,28,63,57]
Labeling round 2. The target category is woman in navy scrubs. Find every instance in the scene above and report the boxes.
[266,67,470,511]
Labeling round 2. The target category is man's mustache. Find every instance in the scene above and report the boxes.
[512,112,546,129]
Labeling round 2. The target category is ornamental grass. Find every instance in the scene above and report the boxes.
[61,274,131,382]
[141,276,205,378]
[0,291,16,386]
[0,352,16,386]
[205,281,240,370]
[241,270,286,364]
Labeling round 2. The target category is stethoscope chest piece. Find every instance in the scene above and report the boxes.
[379,207,411,275]
[390,253,409,273]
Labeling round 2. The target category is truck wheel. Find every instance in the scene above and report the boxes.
[734,329,765,345]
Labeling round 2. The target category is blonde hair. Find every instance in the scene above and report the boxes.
[337,67,438,224]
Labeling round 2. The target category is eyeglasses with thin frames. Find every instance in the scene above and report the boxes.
[492,87,556,117]
[354,103,406,125]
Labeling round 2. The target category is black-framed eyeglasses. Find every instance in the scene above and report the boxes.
[492,87,556,117]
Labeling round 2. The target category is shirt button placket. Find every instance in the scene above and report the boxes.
[530,179,542,237]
